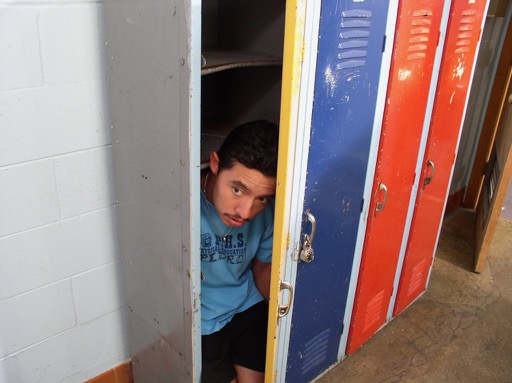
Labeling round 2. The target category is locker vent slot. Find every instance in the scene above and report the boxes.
[406,259,428,297]
[407,9,433,61]
[455,9,477,54]
[300,328,330,375]
[337,10,372,70]
[362,289,385,333]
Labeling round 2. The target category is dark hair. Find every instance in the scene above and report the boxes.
[217,120,279,177]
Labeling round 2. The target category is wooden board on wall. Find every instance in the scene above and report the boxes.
[475,66,512,273]
[463,16,512,209]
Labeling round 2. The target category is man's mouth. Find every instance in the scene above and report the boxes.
[225,215,246,227]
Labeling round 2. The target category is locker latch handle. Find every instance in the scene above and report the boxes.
[423,160,435,188]
[278,281,294,318]
[375,181,388,216]
[299,209,316,263]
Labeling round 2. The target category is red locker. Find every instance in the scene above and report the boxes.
[394,0,489,317]
[347,0,445,354]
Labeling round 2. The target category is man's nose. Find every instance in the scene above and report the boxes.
[236,198,253,220]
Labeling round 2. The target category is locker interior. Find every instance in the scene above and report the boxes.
[200,0,285,165]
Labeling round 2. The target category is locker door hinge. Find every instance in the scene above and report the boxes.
[360,198,365,213]
[382,35,387,52]
[340,323,345,335]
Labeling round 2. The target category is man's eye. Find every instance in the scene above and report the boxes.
[258,197,270,204]
[232,187,243,196]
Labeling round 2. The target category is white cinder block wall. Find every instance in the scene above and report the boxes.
[0,1,130,382]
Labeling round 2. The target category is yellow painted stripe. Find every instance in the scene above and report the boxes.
[265,0,307,381]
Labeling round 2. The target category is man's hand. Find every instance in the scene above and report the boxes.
[252,259,271,302]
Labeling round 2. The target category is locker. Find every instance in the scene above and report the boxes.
[106,0,288,380]
[282,1,393,381]
[393,0,489,317]
[347,0,445,354]
[104,0,409,381]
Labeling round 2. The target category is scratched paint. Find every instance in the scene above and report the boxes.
[452,56,465,80]
[449,90,456,104]
[345,72,360,82]
[398,68,412,81]
[324,64,337,97]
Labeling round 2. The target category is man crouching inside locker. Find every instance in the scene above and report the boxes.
[200,120,279,383]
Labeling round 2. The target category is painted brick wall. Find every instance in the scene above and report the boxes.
[0,1,129,382]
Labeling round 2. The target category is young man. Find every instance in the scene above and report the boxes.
[200,120,279,383]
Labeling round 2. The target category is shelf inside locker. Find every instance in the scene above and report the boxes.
[201,131,227,167]
[201,50,282,75]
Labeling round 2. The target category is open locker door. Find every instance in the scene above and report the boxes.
[474,67,512,272]
[266,1,394,382]
[104,1,202,381]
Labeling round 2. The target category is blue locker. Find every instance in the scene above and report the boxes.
[285,1,391,381]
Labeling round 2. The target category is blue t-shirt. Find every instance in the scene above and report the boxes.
[200,192,274,335]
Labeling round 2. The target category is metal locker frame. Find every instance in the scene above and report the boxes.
[346,0,446,355]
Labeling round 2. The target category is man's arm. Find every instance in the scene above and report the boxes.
[252,258,271,302]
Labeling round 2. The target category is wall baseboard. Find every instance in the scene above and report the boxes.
[85,361,133,383]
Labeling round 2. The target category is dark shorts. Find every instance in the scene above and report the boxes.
[201,301,268,383]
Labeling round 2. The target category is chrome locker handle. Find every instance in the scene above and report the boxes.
[375,181,388,217]
[304,209,316,244]
[423,160,435,188]
[278,281,294,318]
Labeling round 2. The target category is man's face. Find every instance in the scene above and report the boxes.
[211,159,276,227]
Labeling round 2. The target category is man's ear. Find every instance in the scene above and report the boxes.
[210,151,220,175]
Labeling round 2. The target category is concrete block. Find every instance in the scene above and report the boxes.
[0,280,76,357]
[0,207,120,300]
[39,4,106,84]
[82,352,130,382]
[0,80,111,166]
[0,8,43,91]
[0,357,21,383]
[55,371,87,383]
[72,261,126,324]
[0,160,60,237]
[54,147,116,219]
[17,308,129,383]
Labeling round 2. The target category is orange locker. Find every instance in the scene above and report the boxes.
[394,0,489,317]
[347,0,445,354]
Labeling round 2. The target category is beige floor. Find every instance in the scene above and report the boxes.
[316,210,512,383]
